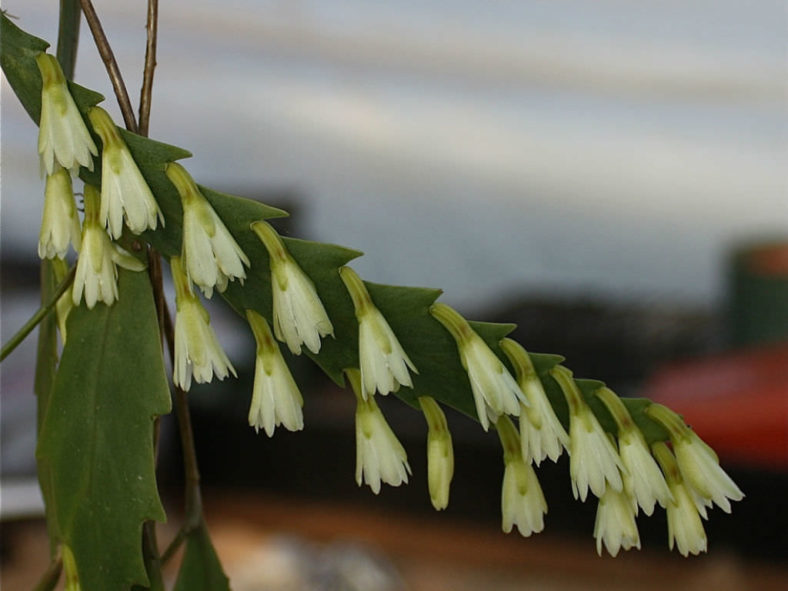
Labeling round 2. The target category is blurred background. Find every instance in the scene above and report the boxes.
[2,0,787,589]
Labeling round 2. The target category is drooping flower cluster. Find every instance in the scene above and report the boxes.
[34,52,162,313]
[646,403,744,555]
[24,47,745,563]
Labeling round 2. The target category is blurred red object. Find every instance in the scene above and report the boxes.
[641,343,788,470]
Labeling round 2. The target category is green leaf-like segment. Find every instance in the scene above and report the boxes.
[172,524,231,591]
[2,11,672,442]
[36,269,172,590]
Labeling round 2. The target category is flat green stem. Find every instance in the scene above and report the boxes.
[56,0,81,78]
[1,267,75,363]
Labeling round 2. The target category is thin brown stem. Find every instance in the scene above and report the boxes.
[79,0,138,132]
[141,521,166,591]
[138,0,159,136]
[32,557,62,591]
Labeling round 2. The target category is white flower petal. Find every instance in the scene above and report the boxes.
[594,487,641,557]
[171,256,236,391]
[501,458,547,537]
[550,366,624,501]
[38,167,80,260]
[72,222,119,309]
[36,53,97,175]
[254,221,333,355]
[673,432,743,514]
[619,429,672,515]
[246,310,304,437]
[667,480,708,556]
[166,163,248,296]
[352,370,410,493]
[431,304,525,432]
[87,107,163,239]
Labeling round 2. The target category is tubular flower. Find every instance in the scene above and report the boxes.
[339,266,417,398]
[500,339,569,465]
[653,442,708,556]
[171,255,236,391]
[61,544,82,591]
[35,52,97,175]
[595,387,672,516]
[38,165,80,259]
[72,185,146,309]
[349,369,411,494]
[430,303,526,431]
[166,162,249,297]
[252,220,333,354]
[497,416,547,537]
[647,404,743,513]
[246,309,304,436]
[419,396,454,510]
[551,366,623,501]
[594,486,641,557]
[87,106,163,239]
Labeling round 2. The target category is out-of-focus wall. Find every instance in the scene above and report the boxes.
[2,0,785,308]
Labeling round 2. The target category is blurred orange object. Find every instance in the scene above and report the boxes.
[641,343,788,470]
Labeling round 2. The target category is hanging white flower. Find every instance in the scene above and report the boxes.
[652,442,708,557]
[72,185,146,309]
[500,339,569,465]
[35,52,97,175]
[419,396,454,510]
[348,369,411,494]
[593,486,641,557]
[497,416,547,537]
[646,403,744,514]
[38,165,80,260]
[87,106,163,239]
[618,427,672,516]
[166,162,249,297]
[550,366,623,501]
[171,255,236,391]
[430,303,526,431]
[339,266,417,398]
[252,220,333,355]
[246,309,304,436]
